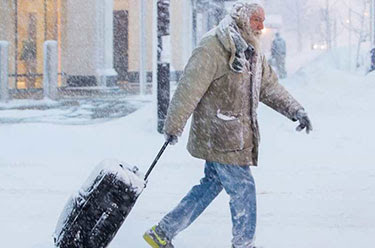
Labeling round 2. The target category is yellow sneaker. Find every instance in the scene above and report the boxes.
[143,225,174,248]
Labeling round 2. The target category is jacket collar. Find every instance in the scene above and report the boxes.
[216,15,259,73]
[216,15,247,54]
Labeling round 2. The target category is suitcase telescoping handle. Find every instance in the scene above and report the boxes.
[144,139,170,181]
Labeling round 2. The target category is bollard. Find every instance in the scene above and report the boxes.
[43,40,58,100]
[0,41,9,102]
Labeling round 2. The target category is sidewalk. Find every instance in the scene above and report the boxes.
[0,95,152,125]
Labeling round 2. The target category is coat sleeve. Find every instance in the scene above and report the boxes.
[259,55,303,121]
[164,47,217,136]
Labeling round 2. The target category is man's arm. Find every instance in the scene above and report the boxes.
[164,47,217,137]
[259,55,303,121]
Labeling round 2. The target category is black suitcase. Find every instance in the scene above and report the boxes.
[54,141,169,248]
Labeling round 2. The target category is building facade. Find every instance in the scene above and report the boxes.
[0,0,257,96]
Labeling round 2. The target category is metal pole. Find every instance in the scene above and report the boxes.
[44,0,47,40]
[370,0,374,49]
[0,41,9,102]
[152,0,158,129]
[157,0,170,134]
[15,0,18,88]
[333,18,337,48]
[326,0,331,49]
[371,0,375,48]
[349,1,352,70]
[95,0,117,87]
[57,0,62,86]
[140,0,147,95]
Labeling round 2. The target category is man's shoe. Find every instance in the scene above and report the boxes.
[143,225,174,248]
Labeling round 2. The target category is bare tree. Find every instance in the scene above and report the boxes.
[341,0,371,67]
[271,0,317,52]
[319,0,344,50]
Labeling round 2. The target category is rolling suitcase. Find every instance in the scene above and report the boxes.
[54,141,169,248]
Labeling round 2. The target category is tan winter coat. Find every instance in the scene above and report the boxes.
[164,24,303,166]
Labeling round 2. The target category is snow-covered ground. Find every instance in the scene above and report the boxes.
[1,49,375,248]
[0,96,149,125]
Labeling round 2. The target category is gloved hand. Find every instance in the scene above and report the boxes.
[295,109,313,134]
[164,133,178,145]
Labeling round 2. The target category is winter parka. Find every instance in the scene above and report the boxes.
[164,20,303,166]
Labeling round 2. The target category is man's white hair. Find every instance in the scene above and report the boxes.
[230,1,264,30]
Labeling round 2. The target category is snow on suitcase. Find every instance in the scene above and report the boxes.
[53,159,145,248]
[54,141,169,248]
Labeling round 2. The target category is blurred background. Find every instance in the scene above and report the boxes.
[0,0,374,99]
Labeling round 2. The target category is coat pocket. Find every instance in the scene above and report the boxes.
[210,114,245,152]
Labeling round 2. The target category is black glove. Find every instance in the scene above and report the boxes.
[295,109,313,134]
[164,133,178,145]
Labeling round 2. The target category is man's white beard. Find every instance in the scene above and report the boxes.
[252,30,262,37]
[239,26,261,52]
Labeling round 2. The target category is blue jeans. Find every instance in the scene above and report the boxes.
[158,161,257,248]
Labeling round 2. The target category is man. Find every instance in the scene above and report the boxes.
[370,48,375,73]
[271,32,287,79]
[144,1,312,248]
